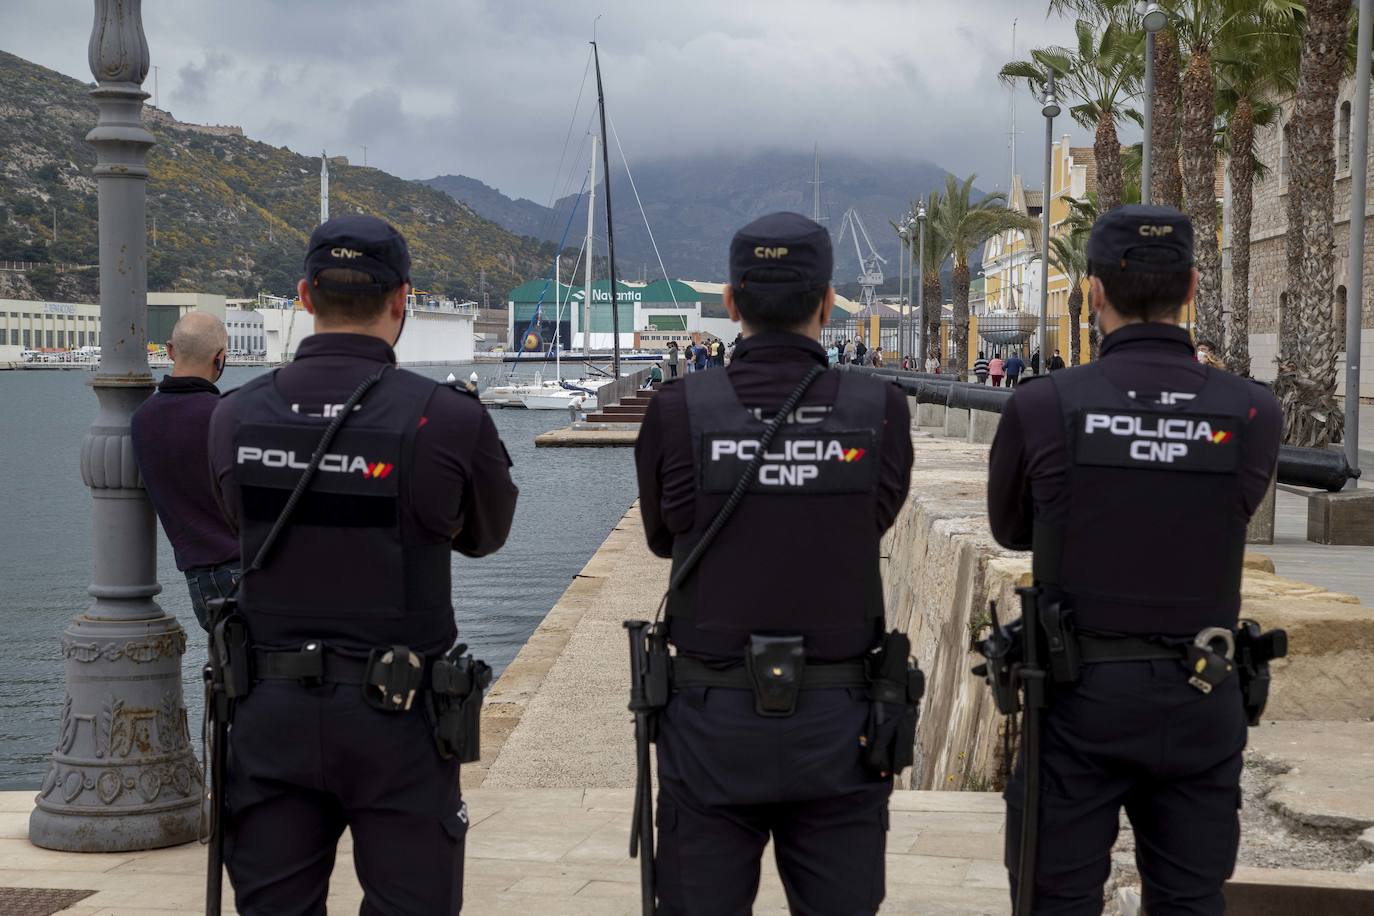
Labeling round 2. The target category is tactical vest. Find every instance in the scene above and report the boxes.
[668,368,887,662]
[1037,363,1252,636]
[230,368,453,650]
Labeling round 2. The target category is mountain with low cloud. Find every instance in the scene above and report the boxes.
[0,49,561,303]
[422,150,985,294]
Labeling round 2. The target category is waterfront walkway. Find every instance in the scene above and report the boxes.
[0,788,1012,914]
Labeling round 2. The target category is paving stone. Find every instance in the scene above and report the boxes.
[504,874,588,896]
[908,829,1005,860]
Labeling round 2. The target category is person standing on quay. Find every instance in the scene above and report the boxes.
[207,215,518,914]
[131,311,239,632]
[974,351,990,385]
[986,206,1281,915]
[634,212,916,915]
[988,352,1005,387]
[666,340,680,378]
[1005,351,1024,389]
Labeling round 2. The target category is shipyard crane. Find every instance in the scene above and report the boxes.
[836,208,887,315]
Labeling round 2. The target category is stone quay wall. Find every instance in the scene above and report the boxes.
[474,397,1374,795]
[889,402,1374,791]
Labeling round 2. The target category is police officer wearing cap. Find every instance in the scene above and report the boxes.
[987,205,1281,915]
[634,212,916,915]
[207,214,518,914]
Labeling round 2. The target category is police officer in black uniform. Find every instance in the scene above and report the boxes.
[987,205,1282,915]
[207,214,518,915]
[634,212,916,915]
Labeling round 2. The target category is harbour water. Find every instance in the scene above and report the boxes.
[0,362,638,789]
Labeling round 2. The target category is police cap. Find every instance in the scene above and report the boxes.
[1087,204,1194,273]
[305,214,412,292]
[729,212,833,293]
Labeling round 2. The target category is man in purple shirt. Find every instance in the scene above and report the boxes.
[130,311,239,631]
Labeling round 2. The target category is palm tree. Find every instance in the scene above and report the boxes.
[1170,1,1305,352]
[1008,17,1143,212]
[934,175,1040,380]
[1153,25,1186,208]
[1279,0,1351,446]
[915,190,951,363]
[1215,14,1301,378]
[1048,0,1182,206]
[1049,232,1089,366]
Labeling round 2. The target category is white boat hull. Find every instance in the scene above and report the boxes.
[521,390,599,411]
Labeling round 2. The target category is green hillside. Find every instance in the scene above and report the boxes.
[0,50,556,303]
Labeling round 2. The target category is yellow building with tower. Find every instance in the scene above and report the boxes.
[976,138,1097,371]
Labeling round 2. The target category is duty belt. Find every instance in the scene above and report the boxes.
[1077,635,1189,664]
[253,644,379,685]
[671,656,869,690]
[1077,628,1238,694]
[253,642,435,712]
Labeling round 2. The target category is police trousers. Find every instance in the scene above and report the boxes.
[655,685,892,916]
[1004,659,1247,916]
[224,681,466,916]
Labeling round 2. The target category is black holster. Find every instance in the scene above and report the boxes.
[429,644,492,763]
[1235,619,1287,725]
[862,630,926,777]
[974,603,1024,715]
[746,635,806,717]
[208,598,254,701]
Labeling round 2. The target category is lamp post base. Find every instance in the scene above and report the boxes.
[28,612,203,853]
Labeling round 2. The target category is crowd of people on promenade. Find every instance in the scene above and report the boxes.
[663,335,736,378]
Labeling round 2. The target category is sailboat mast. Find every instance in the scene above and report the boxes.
[584,135,596,358]
[555,254,562,381]
[592,40,621,377]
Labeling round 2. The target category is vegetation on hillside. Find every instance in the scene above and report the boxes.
[0,50,561,303]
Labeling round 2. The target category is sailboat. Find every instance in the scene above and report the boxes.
[518,249,613,410]
[519,40,626,411]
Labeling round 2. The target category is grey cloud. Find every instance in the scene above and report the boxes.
[173,51,231,108]
[1,0,1094,200]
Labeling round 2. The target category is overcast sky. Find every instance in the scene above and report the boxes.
[3,0,1105,204]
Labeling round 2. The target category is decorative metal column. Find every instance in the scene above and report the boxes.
[1343,0,1372,488]
[29,0,202,852]
[1039,72,1060,368]
[916,207,926,363]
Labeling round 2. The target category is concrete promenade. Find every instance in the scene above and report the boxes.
[7,403,1374,914]
[0,788,1013,915]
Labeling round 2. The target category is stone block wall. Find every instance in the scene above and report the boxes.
[884,415,1374,791]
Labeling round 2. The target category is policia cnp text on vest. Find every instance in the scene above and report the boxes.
[985,205,1283,916]
[207,215,518,915]
[631,212,919,916]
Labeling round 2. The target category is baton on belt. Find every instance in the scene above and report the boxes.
[1013,586,1047,916]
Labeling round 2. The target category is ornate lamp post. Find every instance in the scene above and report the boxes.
[1139,2,1167,205]
[29,0,202,852]
[898,220,909,363]
[916,206,927,366]
[1343,0,1372,488]
[1039,71,1060,367]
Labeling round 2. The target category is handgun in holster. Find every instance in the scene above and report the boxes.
[973,601,1024,715]
[1234,619,1287,725]
[207,598,253,701]
[862,630,926,777]
[430,643,493,763]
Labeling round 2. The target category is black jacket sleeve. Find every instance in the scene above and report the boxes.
[635,384,693,558]
[412,388,518,558]
[876,383,913,533]
[987,395,1034,550]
